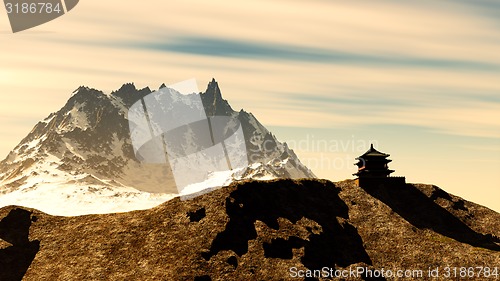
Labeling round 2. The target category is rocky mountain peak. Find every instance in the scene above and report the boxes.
[0,79,315,215]
[201,78,234,116]
[111,83,152,108]
[117,82,137,92]
[65,86,104,107]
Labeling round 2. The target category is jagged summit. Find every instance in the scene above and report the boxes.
[0,79,314,215]
[72,85,92,94]
[110,83,152,108]
[67,86,104,105]
[118,82,137,91]
[201,78,234,116]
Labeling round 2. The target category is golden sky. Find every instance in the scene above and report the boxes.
[1,0,499,211]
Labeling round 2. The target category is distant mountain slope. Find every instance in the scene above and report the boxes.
[1,179,498,280]
[0,79,314,215]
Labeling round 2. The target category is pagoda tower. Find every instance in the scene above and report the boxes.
[354,144,405,186]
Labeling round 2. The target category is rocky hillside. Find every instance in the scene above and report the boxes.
[1,179,498,280]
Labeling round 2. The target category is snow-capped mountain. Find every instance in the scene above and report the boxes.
[0,79,315,215]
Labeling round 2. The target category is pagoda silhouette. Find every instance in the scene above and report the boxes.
[354,144,405,187]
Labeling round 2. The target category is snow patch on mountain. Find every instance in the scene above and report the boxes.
[57,102,91,133]
[0,181,176,216]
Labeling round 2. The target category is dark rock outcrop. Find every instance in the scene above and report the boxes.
[0,179,498,280]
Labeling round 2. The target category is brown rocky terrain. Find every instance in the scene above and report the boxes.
[0,179,499,280]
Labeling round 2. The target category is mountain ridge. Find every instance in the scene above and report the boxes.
[0,178,498,280]
[0,79,314,215]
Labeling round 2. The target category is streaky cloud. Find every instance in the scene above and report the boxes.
[134,37,500,72]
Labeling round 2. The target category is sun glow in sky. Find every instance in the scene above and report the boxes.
[1,0,499,211]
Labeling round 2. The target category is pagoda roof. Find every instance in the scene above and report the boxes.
[357,144,390,158]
